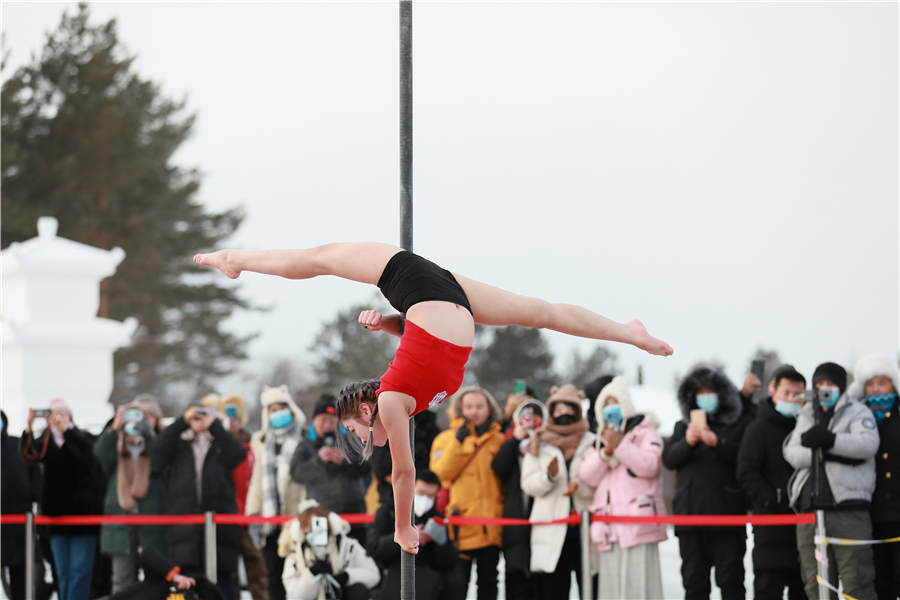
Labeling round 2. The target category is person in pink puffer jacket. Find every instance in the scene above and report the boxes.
[578,376,667,599]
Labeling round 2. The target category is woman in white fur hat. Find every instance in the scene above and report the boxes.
[849,353,900,599]
[578,375,666,599]
[245,384,308,600]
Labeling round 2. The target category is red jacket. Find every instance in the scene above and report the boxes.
[233,434,255,516]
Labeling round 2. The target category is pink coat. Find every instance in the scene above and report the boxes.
[577,418,668,551]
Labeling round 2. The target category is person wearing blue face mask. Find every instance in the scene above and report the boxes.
[736,365,808,599]
[848,354,900,599]
[245,384,308,600]
[663,366,753,600]
[784,361,879,600]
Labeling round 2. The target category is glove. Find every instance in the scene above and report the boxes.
[455,420,471,443]
[309,559,332,576]
[800,424,836,449]
[474,415,494,437]
[335,572,349,586]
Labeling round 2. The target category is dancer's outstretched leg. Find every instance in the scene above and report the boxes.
[195,244,673,356]
[193,243,401,285]
[452,273,673,356]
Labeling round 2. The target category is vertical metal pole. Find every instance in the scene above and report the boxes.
[205,511,217,583]
[399,3,415,599]
[25,512,34,600]
[580,511,592,600]
[399,0,413,253]
[816,509,829,600]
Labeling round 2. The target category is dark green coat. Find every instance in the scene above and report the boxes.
[94,426,166,555]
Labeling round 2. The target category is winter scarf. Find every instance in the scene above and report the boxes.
[116,434,151,512]
[528,420,588,461]
[262,422,300,534]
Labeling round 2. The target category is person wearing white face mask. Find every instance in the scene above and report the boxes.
[663,366,753,600]
[736,365,808,599]
[784,361,879,600]
[367,469,463,599]
[245,384,308,600]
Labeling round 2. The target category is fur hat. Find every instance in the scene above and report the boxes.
[546,384,585,419]
[848,354,900,400]
[812,362,848,395]
[259,385,306,433]
[594,376,636,428]
[200,394,221,409]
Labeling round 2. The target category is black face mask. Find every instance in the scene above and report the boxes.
[553,414,577,426]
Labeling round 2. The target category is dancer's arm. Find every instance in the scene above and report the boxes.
[358,310,404,338]
[380,397,419,554]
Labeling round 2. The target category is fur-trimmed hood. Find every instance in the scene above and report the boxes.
[258,384,307,435]
[676,367,742,425]
[848,353,900,400]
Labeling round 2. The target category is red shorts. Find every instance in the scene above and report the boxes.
[378,320,472,416]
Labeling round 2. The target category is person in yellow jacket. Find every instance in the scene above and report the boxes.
[430,385,505,600]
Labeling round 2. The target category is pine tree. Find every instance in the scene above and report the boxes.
[467,326,558,400]
[1,4,256,407]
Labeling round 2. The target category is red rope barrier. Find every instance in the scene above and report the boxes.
[0,512,814,527]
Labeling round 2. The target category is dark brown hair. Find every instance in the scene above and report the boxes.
[336,379,380,460]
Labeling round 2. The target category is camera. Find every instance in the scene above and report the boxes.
[513,401,547,431]
[804,389,834,405]
[123,408,144,423]
[33,409,51,419]
[308,516,329,559]
[322,432,336,447]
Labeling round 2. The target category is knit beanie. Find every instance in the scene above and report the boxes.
[812,362,848,395]
[313,394,337,418]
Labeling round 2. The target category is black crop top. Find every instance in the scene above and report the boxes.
[377,251,472,315]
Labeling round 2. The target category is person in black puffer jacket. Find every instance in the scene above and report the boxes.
[157,405,246,600]
[737,365,808,600]
[848,353,900,600]
[21,399,106,600]
[491,397,545,600]
[663,366,752,600]
[1,410,46,600]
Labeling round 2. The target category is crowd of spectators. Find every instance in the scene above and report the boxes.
[1,351,898,600]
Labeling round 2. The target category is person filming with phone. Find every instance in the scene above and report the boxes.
[663,367,753,600]
[281,500,380,600]
[157,400,246,600]
[21,398,105,600]
[93,394,165,593]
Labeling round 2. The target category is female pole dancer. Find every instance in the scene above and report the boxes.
[194,242,673,554]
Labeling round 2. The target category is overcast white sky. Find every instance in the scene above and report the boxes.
[3,1,898,402]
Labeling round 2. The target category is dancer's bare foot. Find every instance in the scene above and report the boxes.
[626,319,674,356]
[193,250,241,279]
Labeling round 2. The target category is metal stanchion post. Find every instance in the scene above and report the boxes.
[25,512,34,600]
[816,509,828,600]
[205,511,217,583]
[580,511,592,600]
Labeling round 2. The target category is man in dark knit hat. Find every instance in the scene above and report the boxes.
[289,394,370,545]
[784,361,879,600]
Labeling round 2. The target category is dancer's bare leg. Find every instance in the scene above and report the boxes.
[193,243,401,285]
[453,273,674,356]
